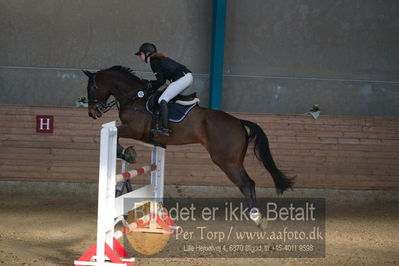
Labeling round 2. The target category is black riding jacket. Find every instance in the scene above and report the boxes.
[148,53,191,90]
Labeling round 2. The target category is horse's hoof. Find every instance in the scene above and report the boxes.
[256,217,268,231]
[123,146,137,164]
[249,208,267,230]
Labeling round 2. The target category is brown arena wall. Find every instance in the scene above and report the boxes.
[1,104,398,190]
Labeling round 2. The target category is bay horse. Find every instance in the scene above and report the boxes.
[82,66,293,228]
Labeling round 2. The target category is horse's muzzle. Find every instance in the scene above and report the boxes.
[88,104,103,119]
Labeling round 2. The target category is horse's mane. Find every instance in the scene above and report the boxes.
[101,65,144,84]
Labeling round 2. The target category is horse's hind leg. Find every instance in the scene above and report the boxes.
[200,112,267,228]
[218,162,257,210]
[214,161,266,228]
[200,113,255,209]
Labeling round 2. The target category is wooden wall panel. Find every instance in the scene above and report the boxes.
[1,104,398,190]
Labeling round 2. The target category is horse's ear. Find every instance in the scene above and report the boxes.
[82,69,94,79]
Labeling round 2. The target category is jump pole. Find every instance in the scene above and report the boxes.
[74,121,165,266]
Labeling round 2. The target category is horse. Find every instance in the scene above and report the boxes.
[82,65,294,228]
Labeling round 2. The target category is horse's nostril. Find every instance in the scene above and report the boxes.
[88,112,96,119]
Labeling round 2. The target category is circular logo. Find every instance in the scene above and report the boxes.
[137,91,145,98]
[125,200,173,255]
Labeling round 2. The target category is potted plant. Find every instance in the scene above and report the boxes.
[307,104,320,119]
[76,96,88,107]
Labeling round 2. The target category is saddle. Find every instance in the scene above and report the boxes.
[146,91,199,123]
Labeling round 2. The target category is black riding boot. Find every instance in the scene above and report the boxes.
[159,100,171,136]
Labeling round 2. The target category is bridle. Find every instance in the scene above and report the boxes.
[88,73,147,115]
[87,74,119,115]
[89,96,119,114]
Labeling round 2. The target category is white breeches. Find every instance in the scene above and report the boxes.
[158,73,193,103]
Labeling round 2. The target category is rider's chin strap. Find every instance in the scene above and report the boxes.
[145,52,153,63]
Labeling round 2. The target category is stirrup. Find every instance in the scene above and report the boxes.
[151,127,171,136]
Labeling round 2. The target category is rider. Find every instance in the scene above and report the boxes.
[135,42,193,136]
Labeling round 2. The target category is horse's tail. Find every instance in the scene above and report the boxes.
[241,120,294,194]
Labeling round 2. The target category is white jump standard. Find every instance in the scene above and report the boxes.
[74,121,165,266]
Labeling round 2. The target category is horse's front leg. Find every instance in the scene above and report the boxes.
[116,124,137,164]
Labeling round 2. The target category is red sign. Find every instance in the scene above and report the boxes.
[36,115,54,133]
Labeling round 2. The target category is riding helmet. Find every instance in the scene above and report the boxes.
[135,43,157,55]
